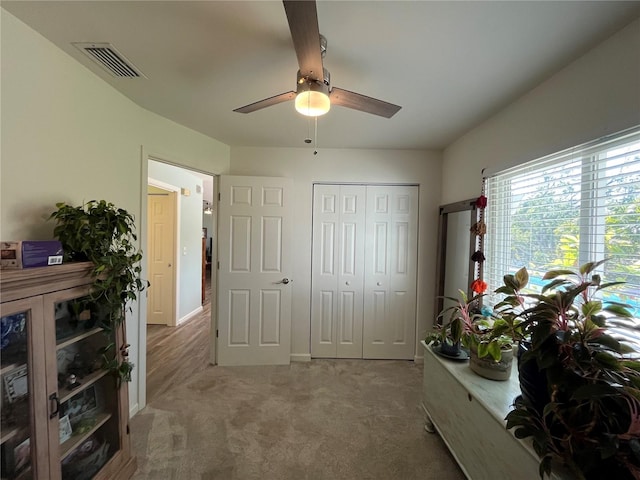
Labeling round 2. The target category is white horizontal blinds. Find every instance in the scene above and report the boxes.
[484,128,640,318]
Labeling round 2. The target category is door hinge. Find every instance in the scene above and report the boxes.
[218,192,221,201]
[217,261,220,270]
[127,424,130,434]
[216,329,219,338]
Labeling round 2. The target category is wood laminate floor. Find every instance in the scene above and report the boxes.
[146,272,213,403]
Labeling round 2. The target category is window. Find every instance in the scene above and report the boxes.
[484,127,640,341]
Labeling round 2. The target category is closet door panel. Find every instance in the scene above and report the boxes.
[336,186,365,358]
[363,186,418,360]
[311,186,340,357]
[311,185,365,358]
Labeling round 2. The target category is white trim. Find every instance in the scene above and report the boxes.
[178,305,203,325]
[137,147,149,413]
[413,355,424,364]
[290,353,311,362]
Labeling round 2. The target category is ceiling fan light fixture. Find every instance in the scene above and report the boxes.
[295,90,330,116]
[295,71,330,117]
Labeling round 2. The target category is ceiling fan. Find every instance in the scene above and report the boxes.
[233,0,401,119]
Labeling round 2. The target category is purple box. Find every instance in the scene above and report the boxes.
[21,241,64,268]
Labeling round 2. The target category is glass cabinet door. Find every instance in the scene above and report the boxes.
[49,293,122,480]
[1,299,43,480]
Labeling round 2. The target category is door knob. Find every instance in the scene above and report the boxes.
[377,282,382,286]
[277,278,292,285]
[345,281,351,286]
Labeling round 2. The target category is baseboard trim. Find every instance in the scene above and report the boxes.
[414,354,424,364]
[129,403,139,418]
[178,306,203,325]
[290,353,311,362]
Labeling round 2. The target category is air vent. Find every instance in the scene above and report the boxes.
[72,42,145,78]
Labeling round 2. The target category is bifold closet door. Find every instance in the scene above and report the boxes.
[363,186,418,360]
[311,184,419,360]
[311,185,366,358]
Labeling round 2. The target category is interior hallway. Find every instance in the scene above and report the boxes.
[145,272,212,403]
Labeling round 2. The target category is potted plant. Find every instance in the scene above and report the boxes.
[50,200,148,385]
[425,290,475,358]
[498,260,640,479]
[426,290,520,379]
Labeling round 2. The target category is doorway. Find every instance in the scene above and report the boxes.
[144,158,217,403]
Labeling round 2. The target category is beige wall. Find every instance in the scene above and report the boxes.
[1,11,231,413]
[229,147,442,359]
[442,17,640,204]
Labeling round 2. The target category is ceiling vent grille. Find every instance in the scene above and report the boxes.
[72,42,145,78]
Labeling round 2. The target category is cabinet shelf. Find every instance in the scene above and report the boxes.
[56,327,104,350]
[0,361,26,376]
[60,412,111,461]
[59,369,109,404]
[0,427,22,445]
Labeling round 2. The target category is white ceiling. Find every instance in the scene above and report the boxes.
[3,1,640,150]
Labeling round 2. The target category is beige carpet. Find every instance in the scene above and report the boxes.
[130,359,465,480]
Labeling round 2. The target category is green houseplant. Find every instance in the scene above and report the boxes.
[497,260,640,479]
[50,200,148,384]
[426,290,521,379]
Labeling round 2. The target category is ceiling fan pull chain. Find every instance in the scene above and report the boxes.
[314,116,318,155]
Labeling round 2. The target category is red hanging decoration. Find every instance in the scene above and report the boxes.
[471,279,488,294]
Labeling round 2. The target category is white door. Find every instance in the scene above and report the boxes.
[147,190,176,326]
[217,175,293,366]
[311,185,366,358]
[363,186,418,359]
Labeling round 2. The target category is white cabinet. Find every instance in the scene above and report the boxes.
[311,185,418,359]
[421,341,564,480]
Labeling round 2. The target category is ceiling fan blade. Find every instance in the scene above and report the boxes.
[233,91,296,114]
[283,1,324,81]
[329,87,402,118]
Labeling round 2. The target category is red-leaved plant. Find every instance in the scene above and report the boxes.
[497,260,640,479]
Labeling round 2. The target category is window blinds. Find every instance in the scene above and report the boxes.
[483,127,640,320]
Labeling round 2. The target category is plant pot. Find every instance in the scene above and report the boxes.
[439,340,462,357]
[469,345,514,381]
[517,341,550,412]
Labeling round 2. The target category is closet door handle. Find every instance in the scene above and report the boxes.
[49,392,60,419]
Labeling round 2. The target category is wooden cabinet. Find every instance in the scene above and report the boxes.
[420,341,563,480]
[1,263,136,480]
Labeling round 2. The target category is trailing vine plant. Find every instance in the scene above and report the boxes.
[50,200,148,386]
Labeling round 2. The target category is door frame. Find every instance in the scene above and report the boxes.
[147,180,179,327]
[137,151,219,413]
